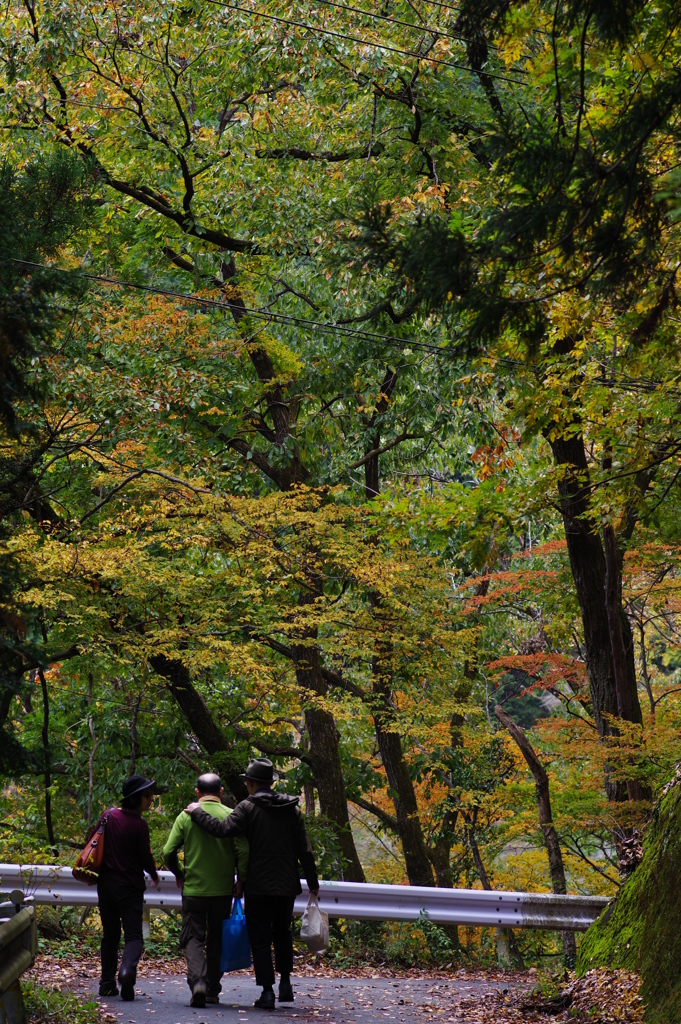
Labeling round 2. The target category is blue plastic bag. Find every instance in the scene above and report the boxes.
[221,898,251,972]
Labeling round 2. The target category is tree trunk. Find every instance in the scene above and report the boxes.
[371,646,434,886]
[304,780,316,817]
[638,620,655,716]
[602,525,642,726]
[548,433,643,761]
[293,629,366,882]
[428,835,454,888]
[373,714,435,885]
[38,668,56,850]
[128,693,141,776]
[149,654,248,803]
[465,810,492,890]
[464,807,524,967]
[427,822,460,949]
[87,673,98,833]
[494,705,577,965]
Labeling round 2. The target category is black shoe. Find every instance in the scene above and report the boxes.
[99,984,118,998]
[118,970,135,1002]
[206,994,220,1005]
[191,981,207,1008]
[278,980,294,1003]
[254,989,275,1010]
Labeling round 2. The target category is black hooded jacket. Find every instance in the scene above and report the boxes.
[190,790,319,896]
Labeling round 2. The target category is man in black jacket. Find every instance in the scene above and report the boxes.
[185,758,319,1011]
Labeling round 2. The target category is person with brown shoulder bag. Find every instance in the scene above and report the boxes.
[87,776,159,1001]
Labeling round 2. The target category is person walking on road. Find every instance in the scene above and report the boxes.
[96,775,159,1001]
[185,758,319,1011]
[164,772,249,1008]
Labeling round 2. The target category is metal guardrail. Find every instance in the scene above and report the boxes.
[0,905,37,996]
[0,864,608,932]
[0,895,38,1024]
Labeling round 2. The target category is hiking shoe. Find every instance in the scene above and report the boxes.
[191,981,207,1008]
[98,984,118,998]
[278,980,294,1003]
[254,989,275,1010]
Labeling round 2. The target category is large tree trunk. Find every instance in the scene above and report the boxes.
[370,616,434,887]
[548,433,643,749]
[494,705,577,965]
[427,819,460,949]
[38,668,56,851]
[149,654,248,803]
[293,632,365,881]
[373,706,435,886]
[428,835,454,888]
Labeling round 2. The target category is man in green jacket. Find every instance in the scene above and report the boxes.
[164,773,248,1008]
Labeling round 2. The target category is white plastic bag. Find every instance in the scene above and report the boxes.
[300,893,329,953]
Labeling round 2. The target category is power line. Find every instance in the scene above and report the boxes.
[417,0,462,12]
[206,0,525,85]
[12,259,681,398]
[313,0,496,48]
[11,258,450,354]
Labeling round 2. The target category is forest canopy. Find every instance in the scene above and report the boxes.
[1,0,680,963]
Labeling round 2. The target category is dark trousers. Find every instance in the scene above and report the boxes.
[180,894,232,995]
[245,895,295,988]
[97,875,144,987]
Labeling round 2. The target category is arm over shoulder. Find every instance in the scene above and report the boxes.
[191,801,248,838]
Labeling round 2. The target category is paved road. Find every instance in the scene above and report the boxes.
[92,974,517,1024]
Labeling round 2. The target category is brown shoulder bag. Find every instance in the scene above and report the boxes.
[72,809,113,885]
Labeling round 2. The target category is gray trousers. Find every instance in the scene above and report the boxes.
[180,894,232,994]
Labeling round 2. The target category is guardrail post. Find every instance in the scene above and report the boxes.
[142,906,151,941]
[0,980,27,1024]
[495,926,512,968]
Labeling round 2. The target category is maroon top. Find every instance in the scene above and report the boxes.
[98,807,158,890]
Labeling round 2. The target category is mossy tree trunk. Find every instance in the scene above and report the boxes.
[577,785,681,1024]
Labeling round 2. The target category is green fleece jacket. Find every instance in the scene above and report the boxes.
[163,797,249,897]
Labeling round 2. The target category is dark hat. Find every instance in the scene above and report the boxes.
[240,758,274,783]
[122,775,156,799]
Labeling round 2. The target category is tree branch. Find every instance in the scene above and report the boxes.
[231,723,311,764]
[351,795,399,832]
[255,144,384,162]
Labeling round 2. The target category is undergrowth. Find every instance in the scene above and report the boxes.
[23,982,101,1024]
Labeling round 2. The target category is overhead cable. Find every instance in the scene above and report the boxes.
[11,258,449,354]
[11,259,681,398]
[205,0,525,85]
[417,0,462,12]
[312,0,497,47]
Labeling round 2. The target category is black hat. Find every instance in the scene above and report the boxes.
[122,775,156,799]
[240,758,274,783]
